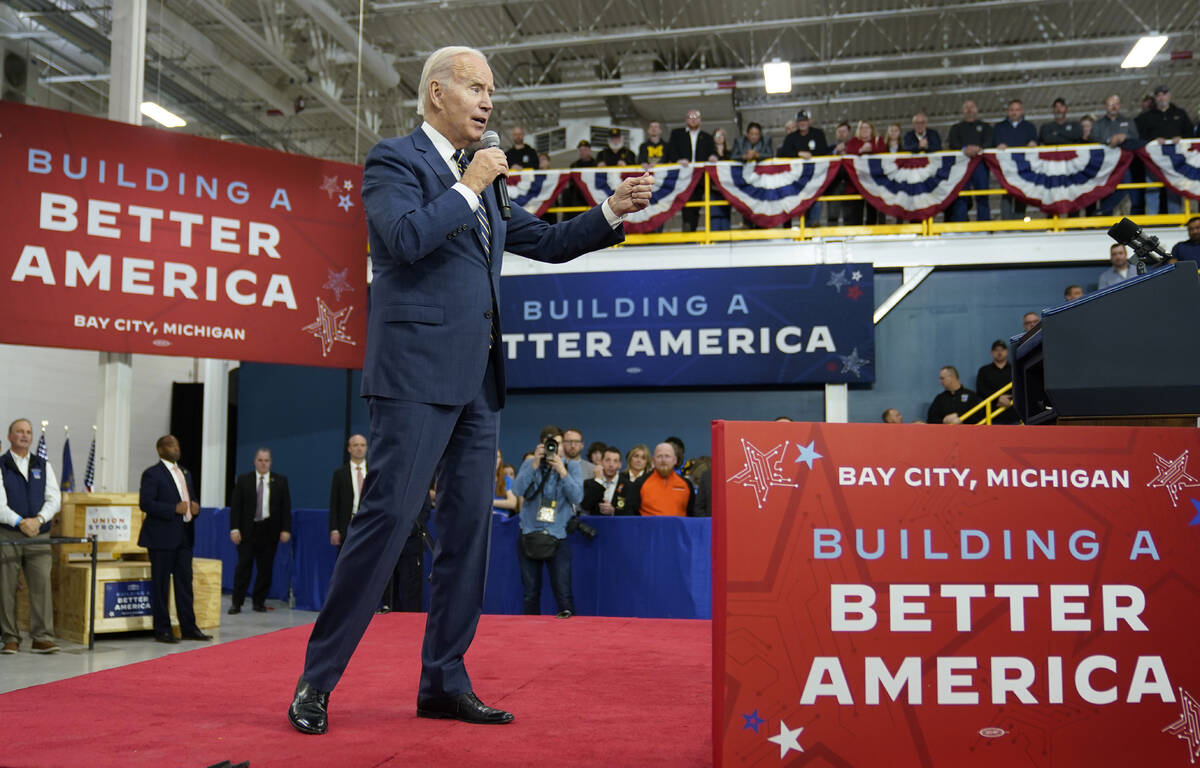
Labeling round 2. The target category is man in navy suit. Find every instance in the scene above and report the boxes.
[288,45,652,734]
[138,435,211,644]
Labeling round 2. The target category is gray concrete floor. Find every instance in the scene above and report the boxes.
[0,600,318,694]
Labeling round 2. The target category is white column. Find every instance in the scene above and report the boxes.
[95,0,147,491]
[200,360,234,507]
[824,383,848,423]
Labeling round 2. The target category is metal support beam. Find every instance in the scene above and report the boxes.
[874,266,934,325]
[824,384,848,424]
[291,0,400,89]
[199,360,234,507]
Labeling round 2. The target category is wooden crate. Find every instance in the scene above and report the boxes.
[54,492,144,562]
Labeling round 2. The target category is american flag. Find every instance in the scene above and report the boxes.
[35,429,47,461]
[84,433,96,492]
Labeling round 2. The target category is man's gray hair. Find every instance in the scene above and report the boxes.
[417,45,487,117]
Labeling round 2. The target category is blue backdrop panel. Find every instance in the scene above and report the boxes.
[194,507,291,601]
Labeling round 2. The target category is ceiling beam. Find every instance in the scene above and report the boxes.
[290,0,400,89]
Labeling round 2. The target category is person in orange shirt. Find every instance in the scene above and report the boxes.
[629,442,693,516]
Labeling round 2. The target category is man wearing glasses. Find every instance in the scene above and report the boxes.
[560,429,594,480]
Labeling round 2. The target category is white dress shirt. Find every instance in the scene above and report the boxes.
[0,450,61,529]
[599,474,619,503]
[231,471,272,534]
[349,460,366,515]
[160,458,192,522]
[420,122,623,227]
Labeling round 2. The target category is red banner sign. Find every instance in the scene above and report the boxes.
[714,421,1200,767]
[0,102,366,367]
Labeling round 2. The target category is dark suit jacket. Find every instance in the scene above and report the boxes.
[329,464,356,538]
[580,471,640,516]
[230,471,291,538]
[665,127,716,164]
[359,128,625,408]
[137,461,196,551]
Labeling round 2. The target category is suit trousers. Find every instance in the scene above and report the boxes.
[148,546,198,637]
[0,528,54,643]
[232,522,279,608]
[303,359,501,696]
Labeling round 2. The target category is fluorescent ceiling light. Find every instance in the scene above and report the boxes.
[1121,35,1168,69]
[140,101,186,128]
[763,61,792,94]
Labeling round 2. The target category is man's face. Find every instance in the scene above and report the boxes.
[652,443,677,476]
[578,145,592,161]
[7,420,32,454]
[158,436,181,463]
[685,110,701,130]
[647,121,662,141]
[1187,218,1200,241]
[1111,245,1128,268]
[538,154,550,169]
[347,435,367,461]
[254,451,272,474]
[601,451,621,479]
[746,125,761,144]
[562,431,584,459]
[835,124,850,142]
[883,409,903,424]
[608,135,623,151]
[1156,91,1171,111]
[1023,313,1039,332]
[1065,285,1084,301]
[511,126,524,146]
[1007,101,1024,122]
[429,53,494,147]
[962,100,978,121]
[1105,96,1121,118]
[1053,101,1068,121]
[913,113,927,132]
[991,345,1008,365]
[939,368,959,392]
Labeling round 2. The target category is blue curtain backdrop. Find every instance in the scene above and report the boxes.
[195,509,711,619]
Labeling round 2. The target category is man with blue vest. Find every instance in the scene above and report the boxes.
[0,418,61,654]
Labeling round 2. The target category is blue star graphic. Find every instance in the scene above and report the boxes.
[1190,499,1200,526]
[795,441,823,469]
[337,193,354,211]
[826,269,849,293]
[742,709,765,733]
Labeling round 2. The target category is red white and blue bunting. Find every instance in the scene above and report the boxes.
[1139,139,1200,201]
[572,165,701,233]
[706,159,841,227]
[505,170,570,217]
[983,145,1131,214]
[843,151,978,221]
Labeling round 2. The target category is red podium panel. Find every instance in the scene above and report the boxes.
[713,421,1200,767]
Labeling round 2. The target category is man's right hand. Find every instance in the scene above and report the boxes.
[963,145,981,157]
[230,530,242,546]
[175,501,189,515]
[598,501,615,516]
[460,147,508,196]
[330,530,341,547]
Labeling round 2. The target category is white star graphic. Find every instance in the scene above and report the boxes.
[1147,450,1200,508]
[838,347,870,377]
[826,269,849,293]
[851,269,863,281]
[1163,686,1200,764]
[767,720,805,759]
[301,298,356,357]
[337,194,354,212]
[727,439,799,509]
[319,175,340,199]
[343,179,354,191]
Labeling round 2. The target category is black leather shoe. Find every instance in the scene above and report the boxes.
[227,606,241,615]
[155,633,180,644]
[288,678,330,735]
[181,630,213,641]
[417,692,513,724]
[253,604,268,613]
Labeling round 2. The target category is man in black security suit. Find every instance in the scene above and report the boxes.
[229,448,292,614]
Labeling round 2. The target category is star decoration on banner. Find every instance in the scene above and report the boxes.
[337,194,354,212]
[851,269,863,281]
[1163,686,1200,764]
[1146,450,1200,508]
[767,721,805,759]
[302,298,355,357]
[320,175,340,199]
[838,347,870,377]
[826,269,849,293]
[742,709,765,733]
[727,439,799,510]
[795,441,823,470]
[322,268,354,301]
[846,284,863,301]
[343,179,354,191]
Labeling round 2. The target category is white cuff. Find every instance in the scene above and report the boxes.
[452,182,480,211]
[601,198,623,228]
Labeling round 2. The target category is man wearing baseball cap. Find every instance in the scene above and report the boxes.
[1139,85,1194,215]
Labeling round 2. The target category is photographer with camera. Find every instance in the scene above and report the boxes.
[513,426,586,618]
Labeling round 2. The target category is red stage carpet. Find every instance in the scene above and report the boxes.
[0,614,711,767]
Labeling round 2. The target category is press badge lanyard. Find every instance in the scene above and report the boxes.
[524,469,557,524]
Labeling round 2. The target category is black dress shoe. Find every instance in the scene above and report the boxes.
[252,604,267,613]
[227,606,241,615]
[417,692,513,724]
[288,678,330,735]
[181,630,213,641]
[155,633,180,644]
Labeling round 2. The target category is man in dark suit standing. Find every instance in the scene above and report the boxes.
[665,108,717,232]
[328,434,367,548]
[137,435,210,644]
[287,44,652,735]
[228,448,292,614]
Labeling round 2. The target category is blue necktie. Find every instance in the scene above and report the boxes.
[453,149,492,263]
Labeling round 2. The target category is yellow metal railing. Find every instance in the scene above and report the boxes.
[959,382,1014,425]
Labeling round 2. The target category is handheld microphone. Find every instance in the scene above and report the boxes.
[480,130,512,220]
[1108,217,1169,263]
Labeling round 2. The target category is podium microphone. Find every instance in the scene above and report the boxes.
[480,130,512,220]
[1108,217,1169,263]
